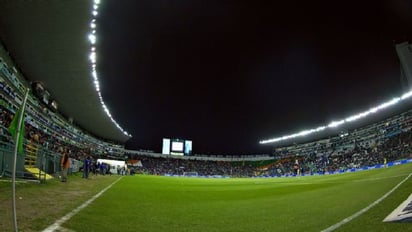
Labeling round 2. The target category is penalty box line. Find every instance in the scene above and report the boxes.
[42,176,124,232]
[321,172,412,232]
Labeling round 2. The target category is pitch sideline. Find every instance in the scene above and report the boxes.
[42,176,124,232]
[321,172,412,232]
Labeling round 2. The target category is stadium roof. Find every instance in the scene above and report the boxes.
[0,0,130,143]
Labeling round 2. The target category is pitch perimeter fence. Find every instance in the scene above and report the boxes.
[0,138,63,181]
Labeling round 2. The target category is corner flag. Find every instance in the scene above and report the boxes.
[8,105,25,154]
[10,88,30,232]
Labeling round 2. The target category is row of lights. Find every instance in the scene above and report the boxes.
[259,90,412,144]
[88,0,131,137]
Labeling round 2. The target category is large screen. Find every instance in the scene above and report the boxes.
[171,141,184,151]
[162,138,170,155]
[162,138,192,156]
[184,140,192,155]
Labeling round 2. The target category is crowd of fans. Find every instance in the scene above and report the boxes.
[131,155,256,177]
[266,128,412,177]
[0,103,89,162]
[118,129,410,178]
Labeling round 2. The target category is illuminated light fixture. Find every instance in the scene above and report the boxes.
[88,34,96,44]
[86,0,132,137]
[259,89,412,145]
[315,126,326,131]
[327,120,345,128]
[401,91,412,99]
[89,51,96,63]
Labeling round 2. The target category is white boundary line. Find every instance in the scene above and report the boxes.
[321,172,412,232]
[42,176,123,232]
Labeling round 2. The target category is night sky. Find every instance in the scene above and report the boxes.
[96,0,411,155]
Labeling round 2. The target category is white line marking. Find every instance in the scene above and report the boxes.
[321,172,412,232]
[42,177,123,232]
[352,174,408,183]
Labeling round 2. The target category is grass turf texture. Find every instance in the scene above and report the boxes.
[1,163,412,232]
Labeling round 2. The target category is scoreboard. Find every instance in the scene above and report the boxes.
[162,138,192,156]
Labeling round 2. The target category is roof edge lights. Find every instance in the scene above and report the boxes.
[87,0,131,138]
[259,90,412,145]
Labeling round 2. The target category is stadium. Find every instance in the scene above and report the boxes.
[0,1,412,231]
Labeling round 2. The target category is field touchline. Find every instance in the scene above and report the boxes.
[42,176,124,232]
[321,172,412,232]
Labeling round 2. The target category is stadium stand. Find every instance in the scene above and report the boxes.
[269,110,412,176]
[1,39,412,180]
[0,41,126,181]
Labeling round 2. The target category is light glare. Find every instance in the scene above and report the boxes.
[88,34,96,44]
[86,0,131,137]
[260,90,412,145]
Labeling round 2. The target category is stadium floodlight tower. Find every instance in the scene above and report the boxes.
[396,41,412,90]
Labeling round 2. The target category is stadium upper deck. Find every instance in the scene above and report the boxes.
[0,0,130,143]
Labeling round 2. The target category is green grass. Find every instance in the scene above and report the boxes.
[62,164,412,232]
[0,174,119,232]
[1,164,411,231]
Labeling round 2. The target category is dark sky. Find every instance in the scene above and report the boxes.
[96,0,411,155]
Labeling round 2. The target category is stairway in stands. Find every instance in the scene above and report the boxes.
[24,140,53,181]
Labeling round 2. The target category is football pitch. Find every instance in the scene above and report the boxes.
[2,163,412,232]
